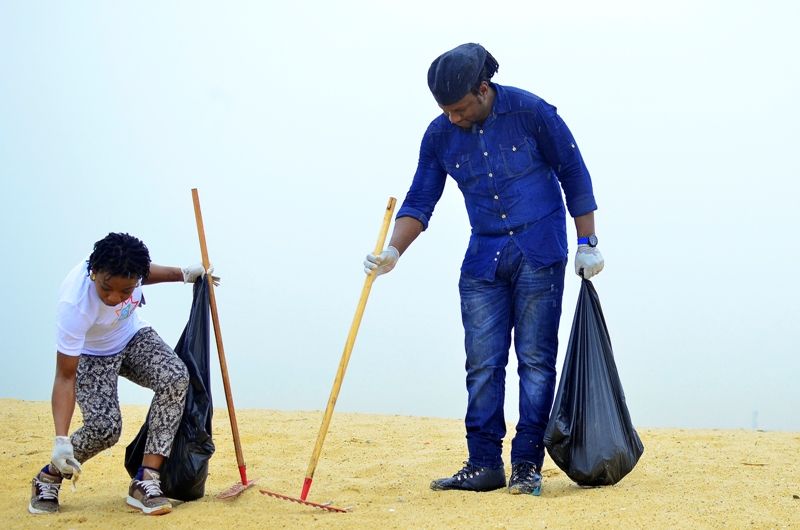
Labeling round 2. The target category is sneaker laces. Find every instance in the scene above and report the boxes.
[137,476,165,498]
[511,462,540,482]
[35,479,61,501]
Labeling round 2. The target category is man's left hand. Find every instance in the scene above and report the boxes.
[574,245,604,280]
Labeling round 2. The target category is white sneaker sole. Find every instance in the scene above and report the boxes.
[126,496,172,515]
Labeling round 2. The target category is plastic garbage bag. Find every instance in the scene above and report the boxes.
[125,278,215,501]
[544,279,643,486]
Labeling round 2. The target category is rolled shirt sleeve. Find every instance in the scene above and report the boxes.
[396,124,448,230]
[531,100,597,217]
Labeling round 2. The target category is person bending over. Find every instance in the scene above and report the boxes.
[29,232,216,516]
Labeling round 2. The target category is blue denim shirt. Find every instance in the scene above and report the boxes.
[397,84,597,280]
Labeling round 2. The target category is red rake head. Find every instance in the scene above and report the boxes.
[216,479,257,500]
[259,489,349,513]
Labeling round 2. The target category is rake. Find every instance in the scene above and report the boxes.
[260,196,397,512]
[191,188,256,499]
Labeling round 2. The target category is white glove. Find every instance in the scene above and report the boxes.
[574,245,604,280]
[182,264,220,286]
[363,246,400,276]
[51,436,81,480]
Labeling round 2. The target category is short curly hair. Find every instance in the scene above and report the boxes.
[86,232,151,281]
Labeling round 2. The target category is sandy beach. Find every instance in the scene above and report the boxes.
[2,399,798,529]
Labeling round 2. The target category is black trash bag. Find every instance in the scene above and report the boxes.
[544,279,643,486]
[125,278,215,501]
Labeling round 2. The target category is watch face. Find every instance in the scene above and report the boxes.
[588,234,598,247]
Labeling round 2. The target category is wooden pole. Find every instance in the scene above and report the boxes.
[191,188,248,486]
[300,196,396,500]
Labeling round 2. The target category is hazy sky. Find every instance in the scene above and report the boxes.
[1,0,798,432]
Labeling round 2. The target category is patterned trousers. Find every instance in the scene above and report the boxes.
[71,327,189,463]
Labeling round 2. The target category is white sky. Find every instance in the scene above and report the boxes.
[1,0,798,431]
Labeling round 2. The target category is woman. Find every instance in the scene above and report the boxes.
[29,232,216,516]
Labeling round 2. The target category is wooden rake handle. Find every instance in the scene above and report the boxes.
[301,196,397,500]
[191,188,248,486]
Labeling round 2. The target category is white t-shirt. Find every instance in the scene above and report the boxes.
[56,258,150,357]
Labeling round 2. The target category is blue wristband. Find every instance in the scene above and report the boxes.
[578,234,598,247]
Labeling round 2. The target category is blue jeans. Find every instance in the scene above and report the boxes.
[459,242,565,469]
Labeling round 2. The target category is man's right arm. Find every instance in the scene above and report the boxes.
[364,216,425,276]
[388,216,424,256]
[364,124,445,276]
[363,216,425,277]
[52,352,79,436]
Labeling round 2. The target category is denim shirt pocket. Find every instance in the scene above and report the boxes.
[443,152,476,186]
[500,137,536,177]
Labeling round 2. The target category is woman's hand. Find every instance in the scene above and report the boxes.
[181,263,220,286]
[51,436,81,480]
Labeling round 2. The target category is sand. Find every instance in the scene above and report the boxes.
[2,399,798,529]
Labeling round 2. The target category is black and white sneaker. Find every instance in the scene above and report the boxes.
[29,469,62,514]
[430,461,506,492]
[508,461,542,496]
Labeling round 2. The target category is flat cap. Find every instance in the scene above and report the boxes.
[427,43,496,105]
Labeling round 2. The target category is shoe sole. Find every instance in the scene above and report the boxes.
[430,482,506,492]
[126,496,172,515]
[28,502,58,515]
[508,485,542,496]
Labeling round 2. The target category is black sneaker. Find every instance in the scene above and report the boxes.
[29,469,62,514]
[508,461,542,496]
[430,461,506,492]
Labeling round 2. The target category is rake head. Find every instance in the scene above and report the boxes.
[259,489,349,512]
[216,479,257,500]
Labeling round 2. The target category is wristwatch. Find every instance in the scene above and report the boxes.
[577,234,598,247]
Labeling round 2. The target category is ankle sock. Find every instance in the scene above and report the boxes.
[43,464,62,477]
[135,466,159,480]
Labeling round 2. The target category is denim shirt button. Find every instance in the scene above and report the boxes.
[493,195,499,200]
[455,163,460,168]
[501,214,507,219]
[483,151,488,156]
[512,146,517,151]
[496,251,501,255]
[479,129,484,134]
[509,230,514,235]
[488,173,493,178]
[494,257,498,261]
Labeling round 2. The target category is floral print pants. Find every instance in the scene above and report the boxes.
[71,327,189,463]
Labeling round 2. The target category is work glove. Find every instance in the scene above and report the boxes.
[574,245,604,280]
[51,436,81,480]
[182,263,220,286]
[364,246,400,276]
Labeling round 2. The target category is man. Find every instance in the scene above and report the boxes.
[364,43,604,496]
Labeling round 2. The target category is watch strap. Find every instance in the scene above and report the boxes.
[578,234,598,247]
